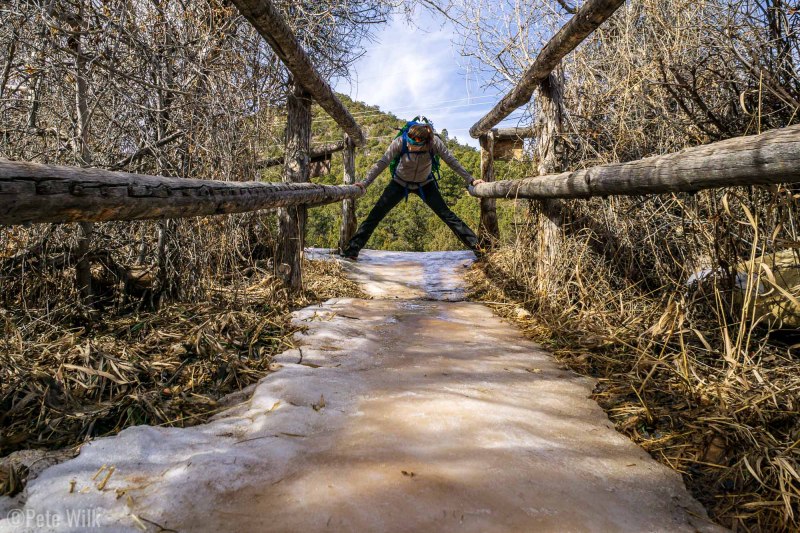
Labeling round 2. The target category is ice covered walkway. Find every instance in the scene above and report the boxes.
[1,250,723,532]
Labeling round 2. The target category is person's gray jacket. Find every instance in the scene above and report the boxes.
[363,135,476,189]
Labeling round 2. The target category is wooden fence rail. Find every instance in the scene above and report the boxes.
[470,125,800,200]
[469,0,625,245]
[0,160,363,225]
[255,141,345,169]
[1,0,366,293]
[469,0,625,139]
[231,0,365,146]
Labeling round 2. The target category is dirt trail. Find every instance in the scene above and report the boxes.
[0,250,724,532]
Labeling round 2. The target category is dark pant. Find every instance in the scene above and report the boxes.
[344,180,480,255]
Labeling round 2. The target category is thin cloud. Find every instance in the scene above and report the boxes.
[335,12,499,148]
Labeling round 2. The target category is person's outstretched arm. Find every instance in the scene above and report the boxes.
[358,137,404,190]
[432,136,483,187]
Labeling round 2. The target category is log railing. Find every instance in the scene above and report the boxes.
[1,0,365,292]
[470,125,800,200]
[469,0,798,256]
[227,0,365,288]
[469,0,627,244]
[230,0,365,146]
[0,160,363,225]
[469,0,625,139]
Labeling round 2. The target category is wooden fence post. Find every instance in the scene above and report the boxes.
[478,130,500,248]
[338,134,357,253]
[534,70,566,291]
[277,81,312,290]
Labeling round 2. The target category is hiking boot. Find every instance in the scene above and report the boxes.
[338,248,358,261]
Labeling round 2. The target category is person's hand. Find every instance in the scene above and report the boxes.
[471,179,484,187]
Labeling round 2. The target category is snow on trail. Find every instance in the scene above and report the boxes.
[1,250,724,532]
[306,249,474,300]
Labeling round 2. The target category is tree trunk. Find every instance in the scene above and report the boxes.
[339,134,357,253]
[69,3,94,305]
[277,81,311,290]
[478,131,500,248]
[534,71,566,292]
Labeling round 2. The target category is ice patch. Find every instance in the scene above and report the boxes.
[306,248,474,300]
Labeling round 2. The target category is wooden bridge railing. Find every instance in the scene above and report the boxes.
[468,0,798,257]
[1,0,366,292]
[0,160,363,225]
[469,0,626,139]
[470,125,800,199]
[470,0,627,246]
[230,0,365,147]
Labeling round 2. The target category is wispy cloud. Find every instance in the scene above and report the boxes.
[334,13,501,148]
[338,16,453,110]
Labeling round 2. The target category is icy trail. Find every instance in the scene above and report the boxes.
[1,250,724,532]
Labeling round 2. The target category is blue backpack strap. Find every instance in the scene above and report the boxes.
[392,132,411,179]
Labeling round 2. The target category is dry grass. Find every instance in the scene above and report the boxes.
[469,188,800,532]
[0,247,362,496]
[302,255,369,300]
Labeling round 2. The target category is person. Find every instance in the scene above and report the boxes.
[340,122,484,260]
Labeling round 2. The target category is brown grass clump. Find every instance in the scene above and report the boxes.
[0,252,362,496]
[302,255,369,300]
[469,188,800,532]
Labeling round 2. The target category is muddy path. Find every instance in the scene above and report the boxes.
[0,250,724,532]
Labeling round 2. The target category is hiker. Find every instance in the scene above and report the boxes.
[341,118,484,260]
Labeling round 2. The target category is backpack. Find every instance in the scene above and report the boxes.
[389,116,443,192]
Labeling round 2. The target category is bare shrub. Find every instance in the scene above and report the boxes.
[0,0,389,466]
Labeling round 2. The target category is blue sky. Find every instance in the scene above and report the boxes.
[333,12,527,148]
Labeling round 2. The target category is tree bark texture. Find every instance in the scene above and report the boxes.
[230,0,365,145]
[534,71,567,292]
[277,82,311,290]
[478,131,500,248]
[0,161,364,225]
[338,134,357,253]
[470,0,625,138]
[471,125,800,199]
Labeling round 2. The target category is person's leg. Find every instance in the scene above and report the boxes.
[418,181,481,253]
[343,181,406,256]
